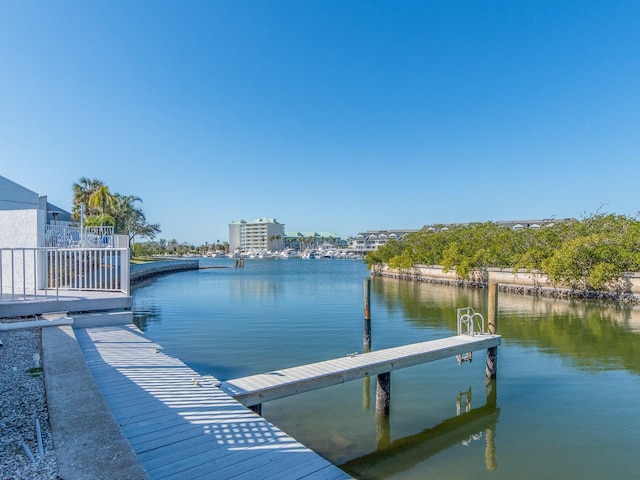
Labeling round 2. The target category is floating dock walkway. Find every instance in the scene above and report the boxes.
[221,334,501,409]
[75,324,350,480]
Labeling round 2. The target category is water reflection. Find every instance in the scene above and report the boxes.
[228,277,281,302]
[373,277,640,374]
[132,305,161,331]
[342,380,499,479]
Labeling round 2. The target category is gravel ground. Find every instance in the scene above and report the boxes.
[1,320,60,480]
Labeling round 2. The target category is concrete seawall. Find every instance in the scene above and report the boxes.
[372,264,640,303]
[130,259,200,285]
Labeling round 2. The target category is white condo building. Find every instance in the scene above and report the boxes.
[229,217,285,252]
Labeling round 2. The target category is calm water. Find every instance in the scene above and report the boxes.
[132,258,640,479]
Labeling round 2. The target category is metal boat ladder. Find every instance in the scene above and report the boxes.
[456,307,485,364]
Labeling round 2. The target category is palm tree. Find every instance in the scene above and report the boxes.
[88,185,114,216]
[72,177,104,219]
[112,194,160,248]
[111,194,140,235]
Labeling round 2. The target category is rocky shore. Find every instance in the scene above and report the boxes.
[0,321,60,480]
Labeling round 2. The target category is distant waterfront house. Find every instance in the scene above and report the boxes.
[229,217,285,252]
[495,219,561,230]
[351,230,418,253]
[351,220,565,252]
[422,219,563,232]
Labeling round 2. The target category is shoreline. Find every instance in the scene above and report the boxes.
[372,268,640,305]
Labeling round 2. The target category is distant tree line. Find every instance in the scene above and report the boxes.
[365,212,640,291]
[133,239,229,258]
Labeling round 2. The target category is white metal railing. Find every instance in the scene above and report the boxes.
[83,225,115,236]
[0,246,129,302]
[44,225,122,248]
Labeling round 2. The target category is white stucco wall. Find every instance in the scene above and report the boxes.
[0,208,47,293]
[0,208,42,248]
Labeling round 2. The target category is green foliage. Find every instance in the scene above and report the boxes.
[387,250,415,270]
[365,212,640,291]
[72,177,161,244]
[85,214,115,227]
[365,239,404,267]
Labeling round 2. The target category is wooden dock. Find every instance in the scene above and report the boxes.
[75,324,350,480]
[221,334,501,408]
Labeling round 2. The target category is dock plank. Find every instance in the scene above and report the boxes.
[75,324,349,480]
[221,334,501,407]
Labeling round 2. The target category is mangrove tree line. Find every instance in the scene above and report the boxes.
[365,212,640,291]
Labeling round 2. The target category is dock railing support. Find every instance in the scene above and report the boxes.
[486,281,498,379]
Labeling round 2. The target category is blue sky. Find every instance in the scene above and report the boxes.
[1,1,639,244]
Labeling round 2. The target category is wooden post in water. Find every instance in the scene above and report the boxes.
[376,411,391,450]
[363,375,371,410]
[485,375,498,469]
[486,281,498,379]
[363,279,373,410]
[376,371,391,447]
[363,279,371,353]
[376,372,391,416]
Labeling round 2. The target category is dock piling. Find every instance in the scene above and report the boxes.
[376,372,391,417]
[364,279,371,353]
[363,375,371,410]
[486,282,498,379]
[484,377,498,469]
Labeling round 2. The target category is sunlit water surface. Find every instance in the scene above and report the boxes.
[132,258,640,479]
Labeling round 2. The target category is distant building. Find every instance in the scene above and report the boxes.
[351,230,417,253]
[229,217,285,252]
[352,220,567,252]
[421,219,564,232]
[283,231,347,250]
[495,219,562,230]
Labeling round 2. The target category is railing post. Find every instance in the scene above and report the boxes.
[22,249,26,300]
[121,248,130,295]
[486,282,498,379]
[11,249,15,300]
